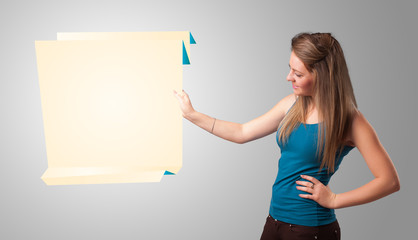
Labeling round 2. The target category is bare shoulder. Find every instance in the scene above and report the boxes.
[351,109,372,132]
[281,93,297,113]
[268,92,296,117]
[347,109,378,147]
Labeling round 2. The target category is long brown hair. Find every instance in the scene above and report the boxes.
[278,32,358,173]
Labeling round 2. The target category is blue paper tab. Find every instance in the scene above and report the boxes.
[190,32,196,44]
[182,41,190,65]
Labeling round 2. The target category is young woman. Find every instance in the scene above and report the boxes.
[173,32,400,240]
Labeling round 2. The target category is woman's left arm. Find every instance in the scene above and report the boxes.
[297,110,400,209]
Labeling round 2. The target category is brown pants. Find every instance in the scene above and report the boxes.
[260,215,341,240]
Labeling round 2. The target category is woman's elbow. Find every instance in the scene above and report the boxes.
[236,128,248,144]
[392,177,401,193]
[387,175,401,194]
[236,137,247,144]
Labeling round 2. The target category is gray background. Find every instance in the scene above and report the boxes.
[1,0,416,239]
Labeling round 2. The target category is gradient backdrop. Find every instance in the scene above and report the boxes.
[0,0,416,239]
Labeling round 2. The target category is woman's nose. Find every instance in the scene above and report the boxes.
[286,71,293,82]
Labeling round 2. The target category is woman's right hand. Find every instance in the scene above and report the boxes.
[173,89,196,119]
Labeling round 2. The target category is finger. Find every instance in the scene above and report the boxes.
[296,186,314,193]
[173,90,181,96]
[300,175,321,184]
[296,180,312,187]
[296,181,315,190]
[174,90,186,98]
[299,194,313,199]
[173,91,181,100]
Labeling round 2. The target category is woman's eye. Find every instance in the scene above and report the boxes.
[295,73,302,77]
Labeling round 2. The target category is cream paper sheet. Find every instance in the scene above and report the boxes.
[56,31,195,64]
[35,32,195,185]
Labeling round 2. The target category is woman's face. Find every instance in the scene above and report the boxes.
[286,51,314,97]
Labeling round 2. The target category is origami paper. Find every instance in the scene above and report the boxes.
[57,31,196,64]
[35,32,195,185]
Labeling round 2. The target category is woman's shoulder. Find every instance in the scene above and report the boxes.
[280,93,297,114]
[345,108,371,147]
[350,108,367,128]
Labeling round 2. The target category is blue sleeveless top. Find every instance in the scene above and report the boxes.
[269,107,355,226]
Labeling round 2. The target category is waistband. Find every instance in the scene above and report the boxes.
[267,214,339,228]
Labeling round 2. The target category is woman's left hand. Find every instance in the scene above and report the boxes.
[296,175,337,209]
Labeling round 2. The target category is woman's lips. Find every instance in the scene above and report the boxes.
[292,84,299,89]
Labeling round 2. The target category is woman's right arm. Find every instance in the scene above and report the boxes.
[173,90,295,144]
